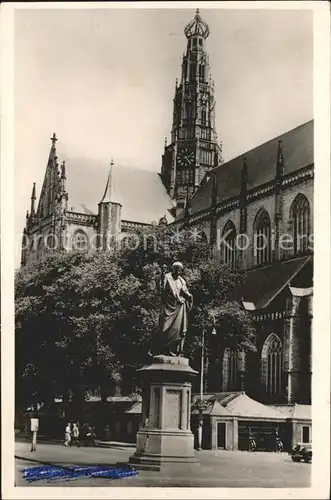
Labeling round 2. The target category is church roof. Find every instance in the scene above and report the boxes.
[65,158,175,224]
[190,120,313,215]
[229,255,312,310]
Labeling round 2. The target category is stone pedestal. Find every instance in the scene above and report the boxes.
[129,355,198,471]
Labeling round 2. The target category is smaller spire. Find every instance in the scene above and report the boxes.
[30,182,36,215]
[100,159,120,204]
[241,156,248,191]
[31,182,36,200]
[61,160,66,179]
[211,171,218,207]
[276,140,284,177]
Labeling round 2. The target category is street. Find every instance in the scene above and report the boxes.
[15,441,311,488]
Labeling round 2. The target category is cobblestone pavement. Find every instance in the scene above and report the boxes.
[15,441,310,488]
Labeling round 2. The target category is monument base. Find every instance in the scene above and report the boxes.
[128,355,199,472]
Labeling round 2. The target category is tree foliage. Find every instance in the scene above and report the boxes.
[15,224,256,411]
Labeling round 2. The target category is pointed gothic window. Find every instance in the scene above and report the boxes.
[290,194,310,254]
[222,349,245,391]
[201,107,207,125]
[221,221,236,268]
[222,348,238,391]
[253,209,271,266]
[72,230,89,252]
[261,334,283,400]
[37,236,43,259]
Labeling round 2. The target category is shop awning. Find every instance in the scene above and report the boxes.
[229,255,312,310]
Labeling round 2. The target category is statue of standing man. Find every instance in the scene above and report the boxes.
[151,262,193,357]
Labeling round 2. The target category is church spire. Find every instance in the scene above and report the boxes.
[35,132,61,219]
[161,9,222,208]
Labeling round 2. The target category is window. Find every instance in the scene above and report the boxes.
[199,38,203,46]
[72,230,89,252]
[201,108,207,125]
[302,426,310,443]
[222,348,238,391]
[254,209,271,265]
[189,169,194,183]
[45,233,57,251]
[189,63,196,81]
[290,194,310,254]
[221,221,236,268]
[261,334,283,400]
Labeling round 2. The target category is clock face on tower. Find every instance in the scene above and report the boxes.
[177,147,195,167]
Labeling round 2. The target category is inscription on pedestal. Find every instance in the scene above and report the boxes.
[165,389,181,429]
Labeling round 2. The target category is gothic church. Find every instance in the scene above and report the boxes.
[21,10,313,408]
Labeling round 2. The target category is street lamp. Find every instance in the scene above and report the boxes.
[197,313,216,451]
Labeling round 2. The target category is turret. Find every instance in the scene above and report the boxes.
[98,159,122,251]
[275,141,285,261]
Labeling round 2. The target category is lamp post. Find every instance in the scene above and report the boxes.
[197,325,205,451]
[197,314,216,451]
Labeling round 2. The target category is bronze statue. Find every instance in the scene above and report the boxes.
[150,262,193,357]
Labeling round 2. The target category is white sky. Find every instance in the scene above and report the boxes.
[14,6,313,266]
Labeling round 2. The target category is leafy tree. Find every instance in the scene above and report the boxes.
[15,224,256,413]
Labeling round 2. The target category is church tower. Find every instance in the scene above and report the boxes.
[161,9,223,212]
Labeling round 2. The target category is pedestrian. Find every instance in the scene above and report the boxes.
[64,423,71,447]
[71,423,80,447]
[85,424,97,447]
